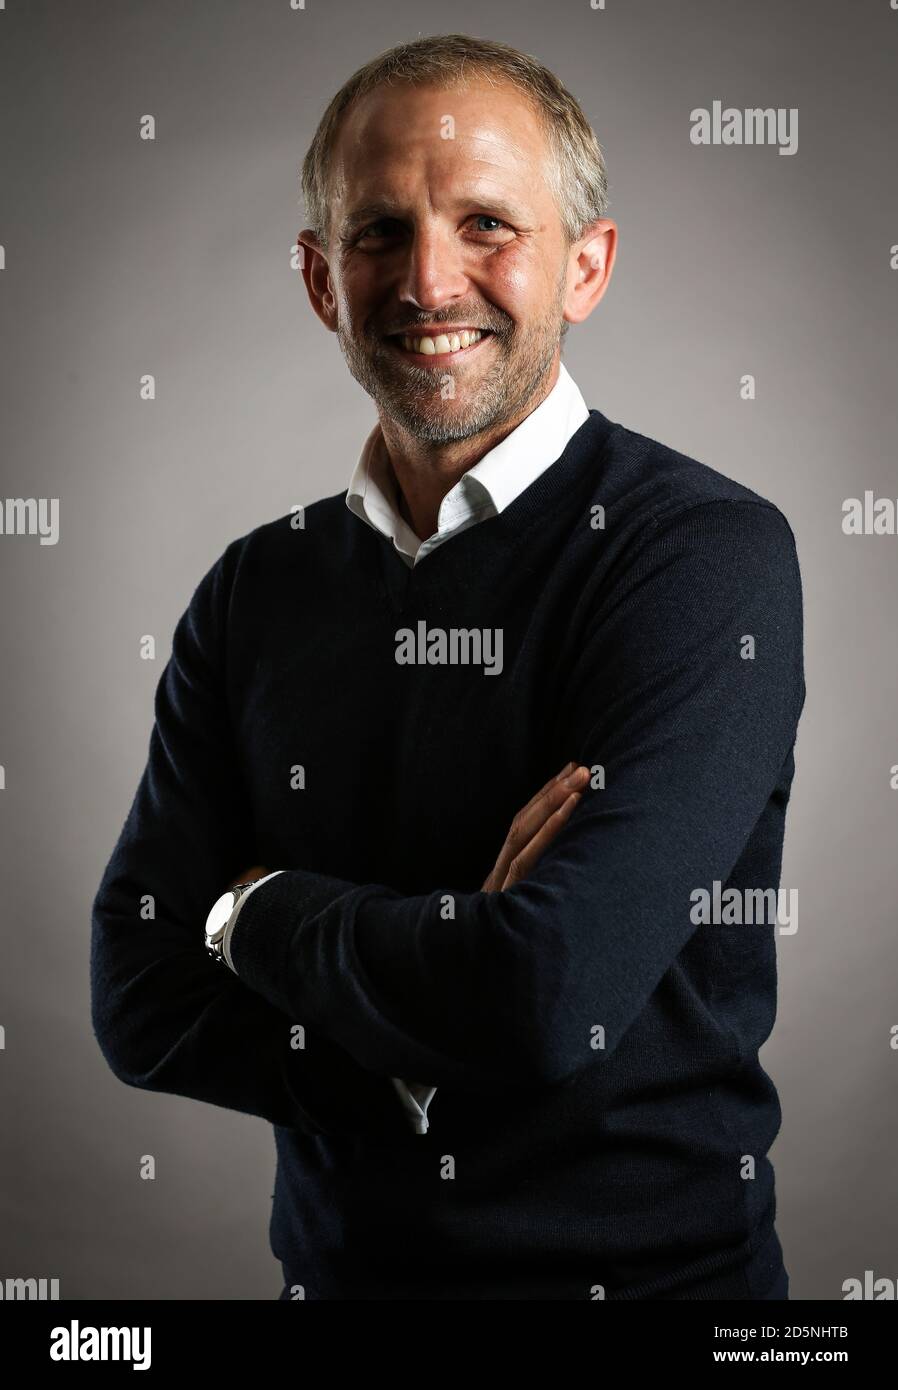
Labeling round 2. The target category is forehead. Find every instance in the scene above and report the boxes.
[330,78,550,207]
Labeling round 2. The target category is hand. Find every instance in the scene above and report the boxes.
[226,865,271,890]
[481,760,589,893]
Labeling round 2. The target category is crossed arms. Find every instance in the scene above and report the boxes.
[90,501,805,1133]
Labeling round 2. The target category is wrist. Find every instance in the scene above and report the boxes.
[205,871,284,971]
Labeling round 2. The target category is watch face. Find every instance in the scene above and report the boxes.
[205,890,238,943]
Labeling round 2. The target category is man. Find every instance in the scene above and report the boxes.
[91,33,805,1301]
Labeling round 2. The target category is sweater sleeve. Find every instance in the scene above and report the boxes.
[229,500,806,1096]
[90,540,406,1136]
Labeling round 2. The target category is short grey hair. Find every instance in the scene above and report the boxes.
[300,33,609,252]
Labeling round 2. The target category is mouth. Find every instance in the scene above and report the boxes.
[385,328,495,365]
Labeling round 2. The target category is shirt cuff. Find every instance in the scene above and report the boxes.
[222,870,285,974]
[391,1078,438,1135]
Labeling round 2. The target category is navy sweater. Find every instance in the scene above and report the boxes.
[90,407,806,1300]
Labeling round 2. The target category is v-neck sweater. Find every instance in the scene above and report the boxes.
[91,406,806,1300]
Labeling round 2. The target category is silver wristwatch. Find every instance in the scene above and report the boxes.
[204,876,271,968]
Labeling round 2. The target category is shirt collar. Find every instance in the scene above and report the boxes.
[345,360,589,556]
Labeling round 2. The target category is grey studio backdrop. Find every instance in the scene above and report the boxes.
[0,0,895,1301]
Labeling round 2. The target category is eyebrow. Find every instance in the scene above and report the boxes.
[339,196,531,234]
[341,203,401,233]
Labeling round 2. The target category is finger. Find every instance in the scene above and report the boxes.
[504,793,581,890]
[516,760,578,817]
[503,791,583,890]
[488,765,588,895]
[490,769,587,890]
[508,765,589,852]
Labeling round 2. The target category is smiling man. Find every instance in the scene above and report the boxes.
[315,71,599,531]
[91,34,805,1301]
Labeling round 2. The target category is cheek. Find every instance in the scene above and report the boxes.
[477,247,548,318]
[335,267,378,325]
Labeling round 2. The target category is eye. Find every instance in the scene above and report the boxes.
[354,214,511,243]
[357,219,397,240]
[471,215,507,234]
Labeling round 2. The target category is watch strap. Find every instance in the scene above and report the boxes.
[220,869,285,972]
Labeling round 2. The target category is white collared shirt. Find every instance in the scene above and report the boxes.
[345,361,590,569]
[230,364,590,1136]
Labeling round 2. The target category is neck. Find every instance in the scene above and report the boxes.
[380,356,561,541]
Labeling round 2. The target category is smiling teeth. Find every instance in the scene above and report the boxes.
[399,329,485,355]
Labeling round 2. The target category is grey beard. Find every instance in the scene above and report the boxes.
[335,313,566,445]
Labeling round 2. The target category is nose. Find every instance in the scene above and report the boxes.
[396,221,469,314]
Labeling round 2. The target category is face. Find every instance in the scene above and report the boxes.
[299,79,614,444]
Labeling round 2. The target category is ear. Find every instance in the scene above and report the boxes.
[296,228,338,333]
[563,219,618,326]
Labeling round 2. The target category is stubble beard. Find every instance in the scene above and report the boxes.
[334,282,569,445]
